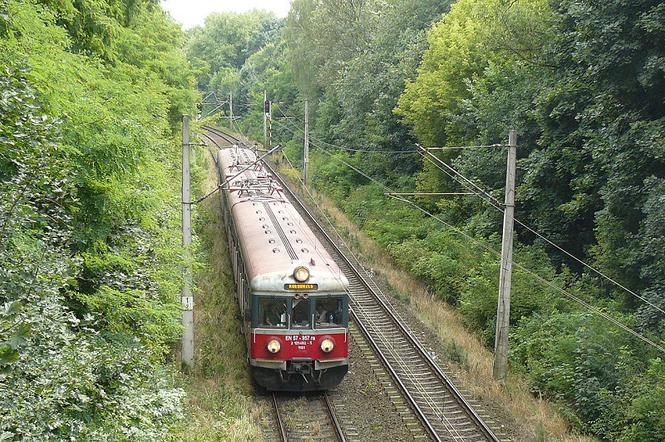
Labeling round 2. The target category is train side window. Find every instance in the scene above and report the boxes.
[291,298,310,328]
[258,298,287,328]
[315,297,343,328]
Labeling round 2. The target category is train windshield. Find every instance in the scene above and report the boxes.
[258,298,287,328]
[291,299,310,328]
[315,297,343,328]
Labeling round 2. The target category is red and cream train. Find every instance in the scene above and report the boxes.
[217,144,349,391]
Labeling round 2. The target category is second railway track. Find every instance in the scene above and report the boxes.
[204,126,504,442]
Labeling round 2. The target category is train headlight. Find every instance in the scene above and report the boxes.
[267,339,281,354]
[293,266,310,282]
[320,338,334,353]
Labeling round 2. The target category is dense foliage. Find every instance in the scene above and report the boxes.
[192,0,665,439]
[186,10,283,121]
[0,0,196,438]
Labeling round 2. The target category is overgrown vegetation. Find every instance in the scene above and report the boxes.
[168,152,263,441]
[191,0,665,439]
[0,0,196,438]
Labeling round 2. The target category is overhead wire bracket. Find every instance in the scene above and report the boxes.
[183,144,283,206]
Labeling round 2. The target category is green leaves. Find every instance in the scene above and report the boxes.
[186,10,280,98]
[1,0,195,437]
[0,302,28,373]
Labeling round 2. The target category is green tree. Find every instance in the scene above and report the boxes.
[1,0,196,436]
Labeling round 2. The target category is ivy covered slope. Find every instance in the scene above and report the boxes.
[0,0,196,439]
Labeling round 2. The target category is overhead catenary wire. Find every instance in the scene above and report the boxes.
[272,119,665,354]
[273,107,495,152]
[273,109,419,154]
[418,147,665,317]
[418,145,504,209]
[316,140,420,154]
[279,116,664,319]
[388,194,665,354]
[276,120,394,189]
[425,143,508,150]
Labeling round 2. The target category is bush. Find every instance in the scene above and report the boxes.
[1,1,195,437]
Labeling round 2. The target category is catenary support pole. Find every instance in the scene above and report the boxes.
[263,90,268,150]
[493,129,517,382]
[181,115,194,368]
[229,92,233,129]
[304,99,309,185]
[268,100,272,149]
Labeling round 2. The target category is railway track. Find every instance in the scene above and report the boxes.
[203,126,503,442]
[271,392,346,442]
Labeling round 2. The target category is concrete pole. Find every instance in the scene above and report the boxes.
[268,100,272,149]
[263,90,268,150]
[181,115,194,368]
[493,129,517,382]
[229,92,233,129]
[304,99,309,185]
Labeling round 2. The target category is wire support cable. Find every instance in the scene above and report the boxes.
[425,143,508,150]
[388,194,665,355]
[272,116,419,154]
[418,147,665,317]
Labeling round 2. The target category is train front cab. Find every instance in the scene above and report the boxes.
[249,292,349,391]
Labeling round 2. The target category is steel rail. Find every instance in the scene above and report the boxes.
[272,393,345,442]
[323,393,347,442]
[204,126,500,441]
[272,393,288,442]
[348,305,442,441]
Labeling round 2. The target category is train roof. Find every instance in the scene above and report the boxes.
[218,147,348,293]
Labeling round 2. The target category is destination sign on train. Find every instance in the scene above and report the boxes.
[284,283,318,290]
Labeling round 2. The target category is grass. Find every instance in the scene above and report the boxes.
[169,151,265,441]
[272,159,594,442]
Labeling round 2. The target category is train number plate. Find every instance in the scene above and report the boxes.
[285,334,314,350]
